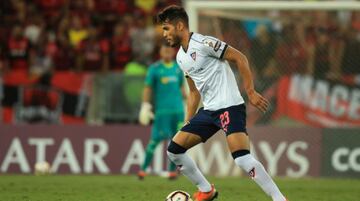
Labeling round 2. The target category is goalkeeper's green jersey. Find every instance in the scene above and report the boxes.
[145,60,184,114]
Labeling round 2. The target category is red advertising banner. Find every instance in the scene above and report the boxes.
[1,71,91,124]
[0,125,322,177]
[276,74,360,127]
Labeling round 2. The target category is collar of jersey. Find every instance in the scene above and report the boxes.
[163,61,174,68]
[181,32,194,53]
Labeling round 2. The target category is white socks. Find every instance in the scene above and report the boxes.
[167,151,212,192]
[167,151,286,200]
[235,154,286,201]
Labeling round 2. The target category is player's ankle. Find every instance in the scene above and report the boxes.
[199,184,214,193]
[272,194,287,201]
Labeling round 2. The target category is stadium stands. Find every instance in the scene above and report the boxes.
[0,0,359,126]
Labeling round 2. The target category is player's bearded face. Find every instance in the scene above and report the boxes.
[162,23,181,47]
[170,34,181,47]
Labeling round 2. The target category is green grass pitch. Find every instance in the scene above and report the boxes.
[0,175,359,201]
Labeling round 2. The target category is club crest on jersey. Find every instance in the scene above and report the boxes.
[190,52,196,61]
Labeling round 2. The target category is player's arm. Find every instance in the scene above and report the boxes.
[223,46,269,113]
[139,67,155,125]
[181,86,187,100]
[139,85,154,125]
[184,77,200,123]
[142,85,152,103]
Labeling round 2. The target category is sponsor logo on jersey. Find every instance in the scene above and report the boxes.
[193,67,204,74]
[187,66,204,74]
[190,52,196,61]
[161,76,177,84]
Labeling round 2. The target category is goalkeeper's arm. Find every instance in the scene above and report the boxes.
[139,86,154,125]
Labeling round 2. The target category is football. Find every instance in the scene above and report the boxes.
[34,161,51,175]
[166,190,193,201]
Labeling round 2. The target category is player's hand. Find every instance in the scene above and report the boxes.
[248,90,269,113]
[138,102,154,125]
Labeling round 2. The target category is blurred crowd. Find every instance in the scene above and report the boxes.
[0,0,180,77]
[1,1,359,82]
[1,0,360,125]
[199,10,360,85]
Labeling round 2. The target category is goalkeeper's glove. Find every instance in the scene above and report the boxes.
[139,102,154,125]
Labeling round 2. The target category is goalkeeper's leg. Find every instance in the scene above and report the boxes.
[141,138,161,171]
[138,135,161,180]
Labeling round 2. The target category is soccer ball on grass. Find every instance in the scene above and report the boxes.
[166,190,193,201]
[34,161,51,175]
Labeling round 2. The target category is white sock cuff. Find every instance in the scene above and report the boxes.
[167,151,184,165]
[234,154,259,172]
[167,151,212,192]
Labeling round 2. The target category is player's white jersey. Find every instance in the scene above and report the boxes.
[176,32,244,111]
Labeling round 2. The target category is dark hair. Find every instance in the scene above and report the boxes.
[157,5,188,27]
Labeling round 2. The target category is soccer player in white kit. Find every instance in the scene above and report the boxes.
[157,5,288,201]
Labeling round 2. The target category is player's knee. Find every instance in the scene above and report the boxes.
[231,149,250,160]
[167,151,178,163]
[167,140,187,154]
[232,149,260,172]
[167,141,187,163]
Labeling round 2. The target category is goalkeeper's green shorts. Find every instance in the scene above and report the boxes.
[151,112,184,141]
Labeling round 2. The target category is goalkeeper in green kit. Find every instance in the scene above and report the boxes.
[138,42,186,180]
